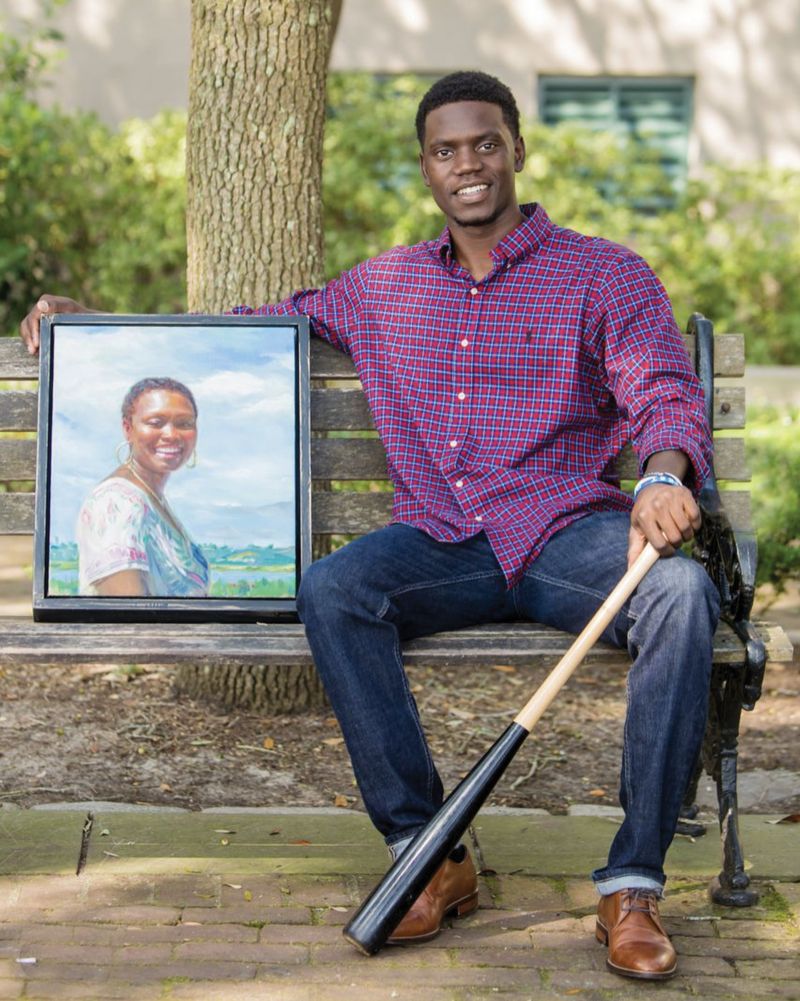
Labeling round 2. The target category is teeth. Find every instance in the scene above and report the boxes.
[457,184,488,195]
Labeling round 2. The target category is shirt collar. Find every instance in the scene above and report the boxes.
[433,203,554,269]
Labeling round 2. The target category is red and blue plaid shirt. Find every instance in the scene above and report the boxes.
[235,204,712,586]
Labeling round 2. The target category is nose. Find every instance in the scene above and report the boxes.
[453,146,481,174]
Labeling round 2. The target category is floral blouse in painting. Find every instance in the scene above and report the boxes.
[76,477,209,597]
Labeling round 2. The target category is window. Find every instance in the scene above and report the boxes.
[539,77,693,195]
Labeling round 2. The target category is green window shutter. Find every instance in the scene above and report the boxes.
[540,77,692,199]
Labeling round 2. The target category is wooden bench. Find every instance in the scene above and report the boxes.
[0,314,792,906]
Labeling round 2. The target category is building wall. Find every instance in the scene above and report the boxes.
[2,0,799,168]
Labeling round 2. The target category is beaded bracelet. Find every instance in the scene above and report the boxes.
[633,471,684,500]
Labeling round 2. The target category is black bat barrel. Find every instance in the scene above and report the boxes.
[343,721,529,955]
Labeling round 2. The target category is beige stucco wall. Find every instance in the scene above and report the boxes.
[1,0,191,122]
[2,0,799,168]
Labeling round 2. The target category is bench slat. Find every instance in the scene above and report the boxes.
[0,391,37,432]
[312,388,374,430]
[0,493,34,533]
[308,436,749,483]
[0,341,38,380]
[0,486,754,537]
[310,386,745,433]
[0,384,745,440]
[308,489,752,535]
[0,439,36,481]
[0,615,777,667]
[714,386,745,429]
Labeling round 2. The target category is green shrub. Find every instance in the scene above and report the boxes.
[0,10,186,333]
[745,405,800,590]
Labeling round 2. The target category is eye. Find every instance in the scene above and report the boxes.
[479,142,497,152]
[434,148,452,159]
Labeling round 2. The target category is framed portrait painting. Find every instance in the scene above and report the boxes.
[33,314,311,622]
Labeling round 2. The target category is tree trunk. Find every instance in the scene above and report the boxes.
[180,1,341,710]
[173,662,329,713]
[186,0,338,311]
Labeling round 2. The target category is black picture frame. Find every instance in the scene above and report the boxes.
[33,314,311,622]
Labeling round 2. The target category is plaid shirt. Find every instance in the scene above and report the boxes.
[235,204,712,586]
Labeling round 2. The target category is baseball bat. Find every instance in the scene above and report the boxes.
[343,541,660,955]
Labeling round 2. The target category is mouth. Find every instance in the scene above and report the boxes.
[454,183,490,202]
[154,447,183,460]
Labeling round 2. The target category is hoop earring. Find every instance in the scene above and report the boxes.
[115,441,132,464]
[186,448,198,469]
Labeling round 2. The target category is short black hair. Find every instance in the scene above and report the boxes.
[122,377,198,421]
[415,71,521,146]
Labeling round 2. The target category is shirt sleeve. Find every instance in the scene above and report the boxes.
[591,249,713,491]
[77,483,151,586]
[229,258,372,355]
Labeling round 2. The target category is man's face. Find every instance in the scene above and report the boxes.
[419,100,525,231]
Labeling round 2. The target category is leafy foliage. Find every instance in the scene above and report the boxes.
[323,73,439,274]
[0,12,186,333]
[745,405,800,589]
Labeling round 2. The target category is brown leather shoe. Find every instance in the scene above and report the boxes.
[596,888,677,980]
[387,850,479,944]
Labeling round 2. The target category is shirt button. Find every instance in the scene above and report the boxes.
[460,338,469,347]
[449,440,458,448]
[455,479,464,488]
[457,392,466,401]
[469,287,478,296]
[475,515,483,522]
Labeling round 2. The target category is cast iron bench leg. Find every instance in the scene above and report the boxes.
[710,618,767,906]
[710,659,760,906]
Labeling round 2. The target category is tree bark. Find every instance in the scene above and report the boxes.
[180,1,340,710]
[186,0,337,311]
[173,662,328,713]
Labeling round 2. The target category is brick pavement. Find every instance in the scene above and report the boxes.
[0,810,797,1000]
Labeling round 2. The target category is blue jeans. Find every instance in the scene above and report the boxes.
[297,512,720,892]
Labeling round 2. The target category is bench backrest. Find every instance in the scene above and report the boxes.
[0,325,750,559]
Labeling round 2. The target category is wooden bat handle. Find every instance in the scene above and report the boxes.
[514,542,659,732]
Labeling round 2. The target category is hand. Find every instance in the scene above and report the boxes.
[627,484,701,568]
[19,295,91,355]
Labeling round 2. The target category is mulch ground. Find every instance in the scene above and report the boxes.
[1,652,797,816]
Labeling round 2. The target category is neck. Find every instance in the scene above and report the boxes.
[450,206,525,281]
[128,457,168,498]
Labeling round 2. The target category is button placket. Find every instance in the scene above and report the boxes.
[446,280,479,468]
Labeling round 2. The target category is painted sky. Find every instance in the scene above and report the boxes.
[48,322,299,549]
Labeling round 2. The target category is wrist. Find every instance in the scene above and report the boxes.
[633,471,683,501]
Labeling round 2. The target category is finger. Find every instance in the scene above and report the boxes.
[685,495,702,533]
[627,525,646,569]
[665,494,702,544]
[19,304,44,355]
[631,507,678,557]
[635,487,700,549]
[19,298,58,355]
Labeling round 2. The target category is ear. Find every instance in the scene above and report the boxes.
[122,418,133,441]
[514,135,526,173]
[419,150,431,188]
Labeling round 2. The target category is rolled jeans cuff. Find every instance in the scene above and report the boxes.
[387,835,415,861]
[593,873,665,898]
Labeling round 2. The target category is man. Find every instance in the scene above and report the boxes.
[21,71,719,981]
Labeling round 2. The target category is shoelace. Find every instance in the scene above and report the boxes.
[622,888,660,914]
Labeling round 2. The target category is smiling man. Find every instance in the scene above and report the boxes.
[21,71,719,981]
